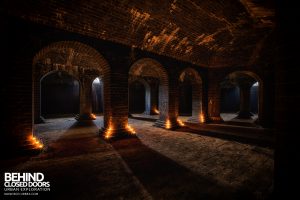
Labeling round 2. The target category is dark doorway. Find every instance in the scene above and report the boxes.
[41,71,80,118]
[220,72,260,124]
[179,82,192,116]
[129,81,146,114]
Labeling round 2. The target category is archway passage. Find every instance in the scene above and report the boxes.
[179,81,192,116]
[220,71,261,125]
[178,68,206,124]
[41,71,80,118]
[129,80,146,114]
[33,41,111,136]
[129,58,177,129]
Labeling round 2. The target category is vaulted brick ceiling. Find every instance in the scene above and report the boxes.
[4,0,275,68]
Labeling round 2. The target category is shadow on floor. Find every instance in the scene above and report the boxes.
[111,137,258,200]
[38,120,101,159]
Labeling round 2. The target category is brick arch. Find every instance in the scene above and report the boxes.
[33,41,109,73]
[179,67,202,84]
[40,70,81,83]
[221,71,263,85]
[128,76,151,91]
[33,41,111,129]
[220,70,263,123]
[129,58,169,124]
[179,67,205,123]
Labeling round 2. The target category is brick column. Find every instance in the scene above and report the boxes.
[144,83,151,115]
[2,40,39,155]
[100,71,133,139]
[187,81,207,123]
[76,77,95,121]
[237,83,253,119]
[154,74,179,129]
[201,77,209,123]
[258,78,274,128]
[144,78,159,115]
[208,71,223,123]
[33,72,45,124]
[274,3,298,197]
[128,83,134,116]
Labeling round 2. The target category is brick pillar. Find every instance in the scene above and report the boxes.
[144,79,159,115]
[274,3,298,197]
[144,83,151,115]
[100,72,133,139]
[258,79,274,128]
[33,72,45,124]
[187,81,207,123]
[208,72,223,123]
[76,77,95,120]
[237,83,253,119]
[154,75,179,129]
[2,38,38,155]
[128,83,134,116]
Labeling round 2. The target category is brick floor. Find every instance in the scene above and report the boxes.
[7,117,273,199]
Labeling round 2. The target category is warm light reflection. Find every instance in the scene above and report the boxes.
[126,124,136,134]
[104,118,114,139]
[104,127,113,139]
[28,135,43,149]
[165,119,171,129]
[177,119,185,126]
[91,113,97,120]
[154,108,160,114]
[200,113,205,123]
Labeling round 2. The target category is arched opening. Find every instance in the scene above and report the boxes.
[32,41,111,142]
[220,71,262,125]
[178,68,205,124]
[179,81,192,116]
[41,71,80,118]
[92,77,103,115]
[129,58,171,128]
[129,80,146,114]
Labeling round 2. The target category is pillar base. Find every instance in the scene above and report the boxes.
[209,116,224,123]
[75,113,96,121]
[236,111,254,119]
[99,127,136,141]
[6,137,44,157]
[34,116,45,124]
[22,141,44,155]
[154,119,180,130]
[143,110,159,115]
[187,114,209,124]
